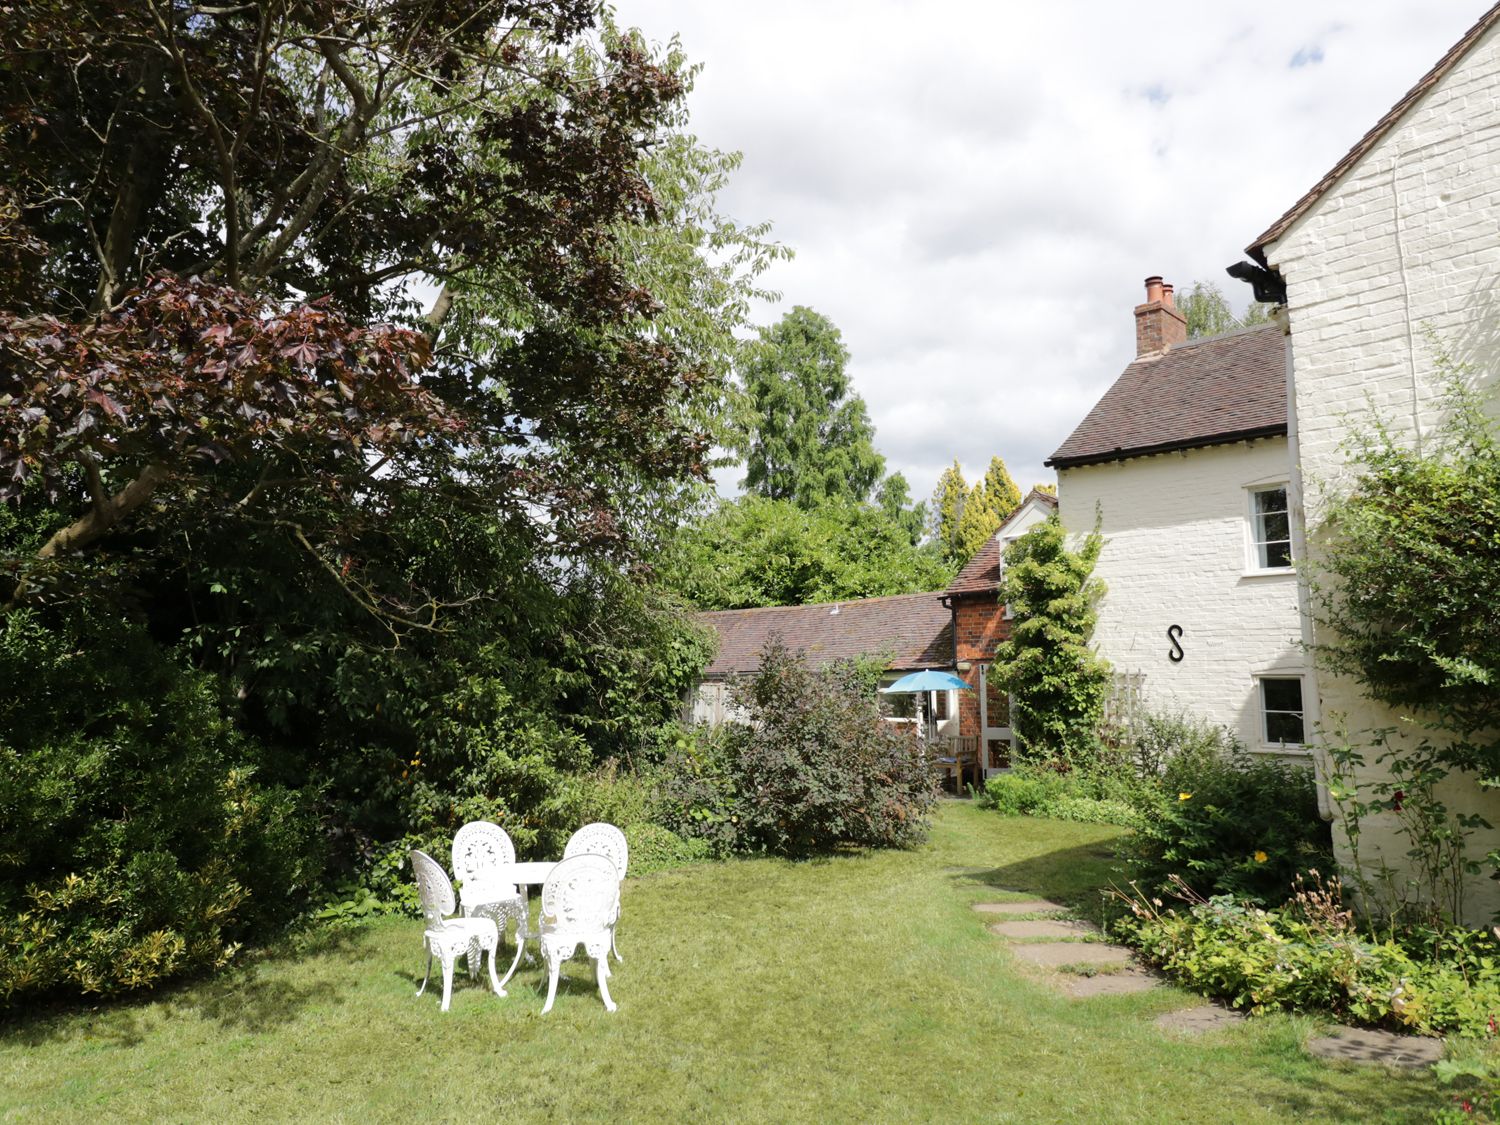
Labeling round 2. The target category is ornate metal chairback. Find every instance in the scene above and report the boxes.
[540,854,618,932]
[409,849,456,928]
[452,820,516,886]
[563,822,628,882]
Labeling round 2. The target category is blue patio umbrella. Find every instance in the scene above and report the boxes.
[879,669,972,693]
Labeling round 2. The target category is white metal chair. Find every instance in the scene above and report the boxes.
[452,820,528,983]
[563,822,628,963]
[538,853,620,1014]
[409,849,505,1011]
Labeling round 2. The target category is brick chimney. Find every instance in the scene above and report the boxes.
[1134,275,1188,357]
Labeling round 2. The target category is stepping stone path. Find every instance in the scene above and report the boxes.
[977,899,1144,977]
[1007,941,1135,968]
[987,919,1097,940]
[971,901,1066,916]
[1305,1026,1444,1068]
[1155,1005,1247,1035]
[1060,967,1161,998]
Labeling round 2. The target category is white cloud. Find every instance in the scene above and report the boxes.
[615,0,1490,499]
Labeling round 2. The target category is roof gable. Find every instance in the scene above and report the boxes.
[946,489,1058,597]
[1249,3,1500,262]
[698,592,953,679]
[1047,324,1286,469]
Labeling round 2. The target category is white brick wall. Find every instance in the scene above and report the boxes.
[1058,438,1306,754]
[1264,21,1500,922]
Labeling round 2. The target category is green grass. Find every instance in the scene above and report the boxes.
[1,805,1445,1123]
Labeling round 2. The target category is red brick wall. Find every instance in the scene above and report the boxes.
[952,594,1009,738]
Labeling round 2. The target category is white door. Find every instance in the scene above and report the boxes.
[977,664,1013,776]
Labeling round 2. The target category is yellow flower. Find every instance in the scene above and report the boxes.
[1178,792,1192,801]
[1254,850,1269,863]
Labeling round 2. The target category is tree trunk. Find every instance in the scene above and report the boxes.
[90,59,168,313]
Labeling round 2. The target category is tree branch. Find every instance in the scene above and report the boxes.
[36,462,170,560]
[424,283,455,343]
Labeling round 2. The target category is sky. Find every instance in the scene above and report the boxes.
[611,0,1491,503]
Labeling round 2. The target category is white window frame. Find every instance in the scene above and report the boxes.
[1255,674,1306,749]
[1244,481,1294,575]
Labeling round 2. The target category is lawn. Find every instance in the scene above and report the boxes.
[2,804,1444,1123]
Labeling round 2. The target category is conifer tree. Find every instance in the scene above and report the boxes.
[956,455,1023,563]
[929,460,969,565]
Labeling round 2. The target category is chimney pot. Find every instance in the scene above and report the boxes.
[1134,275,1188,358]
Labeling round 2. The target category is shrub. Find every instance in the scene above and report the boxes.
[624,823,712,875]
[656,642,939,857]
[724,643,939,855]
[1129,708,1236,778]
[0,611,321,1003]
[648,723,743,857]
[980,771,1066,816]
[1045,795,1140,828]
[1316,355,1500,782]
[1121,736,1333,904]
[978,769,1139,828]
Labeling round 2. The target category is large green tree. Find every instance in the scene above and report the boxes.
[0,1,775,1001]
[668,495,952,611]
[876,472,928,547]
[2,3,756,603]
[740,306,885,509]
[1177,280,1273,339]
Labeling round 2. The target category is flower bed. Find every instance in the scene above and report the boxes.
[1117,877,1500,1038]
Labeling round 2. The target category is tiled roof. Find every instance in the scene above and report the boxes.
[947,537,1002,597]
[1046,324,1285,469]
[698,592,953,679]
[945,489,1058,597]
[1248,3,1500,262]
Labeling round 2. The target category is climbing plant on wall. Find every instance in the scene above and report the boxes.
[1315,350,1500,786]
[991,513,1111,766]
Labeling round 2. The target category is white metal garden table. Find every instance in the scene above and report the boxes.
[472,861,559,990]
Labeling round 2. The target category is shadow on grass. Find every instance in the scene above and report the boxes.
[0,919,373,1048]
[1244,1061,1439,1124]
[948,840,1124,912]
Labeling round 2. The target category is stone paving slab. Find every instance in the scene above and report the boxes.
[1060,967,1162,998]
[1156,1005,1247,1034]
[987,919,1097,940]
[971,901,1067,916]
[1305,1026,1444,1068]
[1007,942,1134,968]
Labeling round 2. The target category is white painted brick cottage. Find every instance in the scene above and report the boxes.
[1047,282,1308,758]
[1246,2,1500,921]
